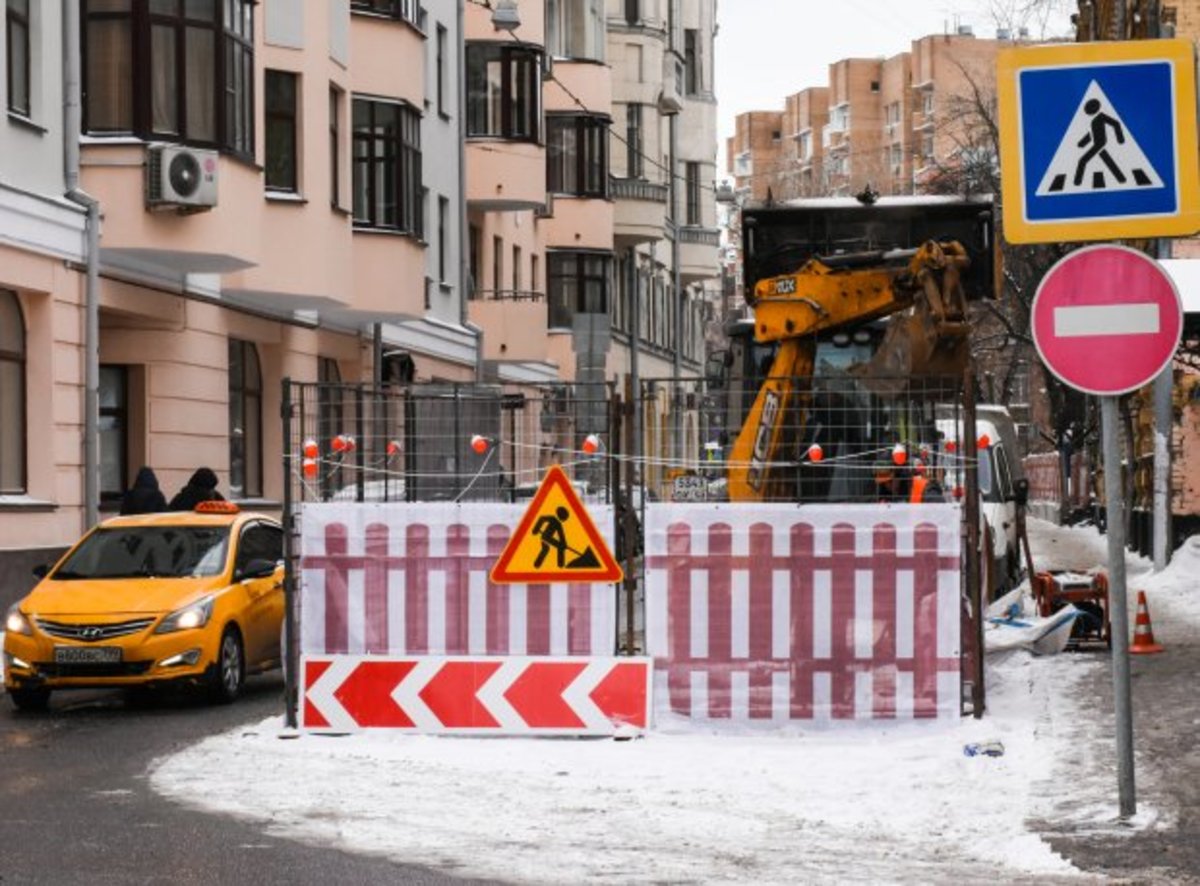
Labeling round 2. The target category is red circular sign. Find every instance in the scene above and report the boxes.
[1031,245,1184,396]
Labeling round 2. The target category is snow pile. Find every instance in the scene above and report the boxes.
[147,519,1200,883]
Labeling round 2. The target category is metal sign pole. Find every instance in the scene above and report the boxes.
[1101,395,1137,818]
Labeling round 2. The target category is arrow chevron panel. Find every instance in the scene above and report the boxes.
[301,655,652,736]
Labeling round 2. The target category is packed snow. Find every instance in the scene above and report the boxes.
[18,518,1200,882]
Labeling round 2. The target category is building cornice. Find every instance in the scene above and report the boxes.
[0,183,86,262]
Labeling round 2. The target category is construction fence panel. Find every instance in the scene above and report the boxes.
[645,503,963,725]
[298,503,618,658]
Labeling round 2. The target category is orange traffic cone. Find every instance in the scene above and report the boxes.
[1129,591,1165,655]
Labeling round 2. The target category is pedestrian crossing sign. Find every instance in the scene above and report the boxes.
[998,39,1200,244]
[490,465,622,584]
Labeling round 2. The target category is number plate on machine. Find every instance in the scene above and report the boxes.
[54,646,123,663]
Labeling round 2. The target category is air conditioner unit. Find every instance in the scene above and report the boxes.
[146,144,218,211]
[657,57,683,115]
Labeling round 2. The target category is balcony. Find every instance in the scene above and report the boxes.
[468,290,551,362]
[466,141,546,210]
[542,196,614,250]
[678,226,720,283]
[612,177,669,245]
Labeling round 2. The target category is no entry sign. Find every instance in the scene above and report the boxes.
[1031,244,1184,395]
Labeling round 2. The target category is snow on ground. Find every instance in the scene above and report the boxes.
[134,521,1200,880]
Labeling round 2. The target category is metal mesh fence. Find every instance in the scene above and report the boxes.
[281,381,619,506]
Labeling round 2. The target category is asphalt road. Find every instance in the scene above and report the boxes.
[0,676,496,886]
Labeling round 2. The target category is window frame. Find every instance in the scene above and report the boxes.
[264,69,298,193]
[329,84,342,208]
[351,96,423,235]
[625,103,643,178]
[685,161,701,226]
[350,0,420,26]
[80,0,255,160]
[465,42,542,142]
[227,338,262,500]
[438,195,449,283]
[6,0,31,117]
[683,28,699,96]
[547,251,612,329]
[0,289,26,494]
[99,364,129,503]
[547,113,610,198]
[435,23,448,118]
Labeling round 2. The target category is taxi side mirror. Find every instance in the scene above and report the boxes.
[237,558,278,581]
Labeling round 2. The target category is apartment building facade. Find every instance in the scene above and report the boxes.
[0,1,719,600]
[728,31,1005,203]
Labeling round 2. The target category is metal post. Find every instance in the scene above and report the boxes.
[1101,396,1137,818]
[628,247,642,474]
[281,377,299,729]
[962,370,984,718]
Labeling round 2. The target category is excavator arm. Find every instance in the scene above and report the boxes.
[727,240,972,502]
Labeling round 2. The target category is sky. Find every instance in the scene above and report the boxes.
[713,0,1077,179]
[138,517,1198,884]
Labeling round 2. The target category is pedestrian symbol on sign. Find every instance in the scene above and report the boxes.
[1036,81,1163,197]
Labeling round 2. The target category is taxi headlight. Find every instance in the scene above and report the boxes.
[154,596,214,634]
[5,604,33,636]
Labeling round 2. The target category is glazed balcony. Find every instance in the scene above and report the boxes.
[612,177,668,245]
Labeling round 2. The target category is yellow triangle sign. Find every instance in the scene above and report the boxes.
[490,465,623,584]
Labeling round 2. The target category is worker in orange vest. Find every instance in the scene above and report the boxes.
[908,459,946,503]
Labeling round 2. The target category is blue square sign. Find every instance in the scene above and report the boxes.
[998,40,1200,243]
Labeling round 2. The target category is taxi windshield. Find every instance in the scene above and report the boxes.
[53,526,232,579]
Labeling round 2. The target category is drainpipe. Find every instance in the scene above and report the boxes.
[458,1,484,381]
[670,114,683,466]
[63,0,101,530]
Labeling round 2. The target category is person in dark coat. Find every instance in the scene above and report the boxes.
[120,466,168,515]
[168,467,225,511]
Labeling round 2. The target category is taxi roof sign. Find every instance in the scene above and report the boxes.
[490,465,622,584]
[998,38,1200,243]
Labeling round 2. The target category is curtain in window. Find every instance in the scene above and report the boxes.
[86,17,134,130]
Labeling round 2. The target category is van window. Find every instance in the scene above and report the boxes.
[993,445,1013,501]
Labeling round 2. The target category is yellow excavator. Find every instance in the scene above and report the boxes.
[724,196,994,502]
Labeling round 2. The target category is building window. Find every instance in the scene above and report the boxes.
[350,0,419,25]
[465,43,541,141]
[329,85,342,207]
[493,235,502,294]
[512,245,521,293]
[548,252,611,329]
[530,253,539,295]
[436,24,448,117]
[438,196,449,283]
[547,114,609,198]
[351,98,423,234]
[624,0,639,25]
[6,0,30,117]
[228,338,261,499]
[683,28,699,95]
[0,289,25,494]
[81,0,255,157]
[264,70,298,192]
[317,356,342,498]
[685,161,701,225]
[546,0,605,62]
[625,103,643,178]
[468,223,481,297]
[99,366,128,502]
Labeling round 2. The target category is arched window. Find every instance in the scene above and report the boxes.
[0,290,25,493]
[228,338,261,498]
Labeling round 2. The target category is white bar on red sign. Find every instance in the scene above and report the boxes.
[299,503,617,658]
[1054,303,1160,337]
[301,654,653,736]
[644,503,962,724]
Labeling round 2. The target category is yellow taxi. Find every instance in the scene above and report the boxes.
[3,502,285,711]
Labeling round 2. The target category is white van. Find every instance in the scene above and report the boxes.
[936,406,1026,599]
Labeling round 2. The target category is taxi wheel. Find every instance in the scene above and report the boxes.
[209,626,245,704]
[9,687,50,712]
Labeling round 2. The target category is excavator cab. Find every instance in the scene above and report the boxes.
[724,195,995,503]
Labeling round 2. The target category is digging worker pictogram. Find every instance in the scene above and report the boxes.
[1074,98,1126,187]
[532,506,601,570]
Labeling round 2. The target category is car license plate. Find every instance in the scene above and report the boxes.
[54,645,123,664]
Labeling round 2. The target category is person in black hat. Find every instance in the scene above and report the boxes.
[120,466,168,515]
[168,467,225,511]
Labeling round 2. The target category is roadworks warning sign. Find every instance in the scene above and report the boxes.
[490,465,623,584]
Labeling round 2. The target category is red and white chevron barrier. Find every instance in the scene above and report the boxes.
[302,655,653,735]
